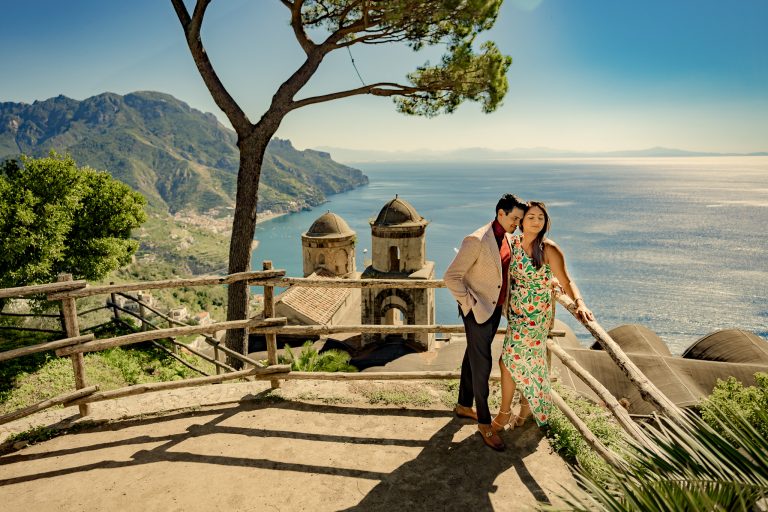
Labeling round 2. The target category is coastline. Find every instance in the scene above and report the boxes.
[256,211,289,225]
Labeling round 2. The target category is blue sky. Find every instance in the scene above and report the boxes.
[1,0,766,153]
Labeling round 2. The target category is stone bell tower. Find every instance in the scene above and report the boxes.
[361,196,435,350]
[301,211,356,277]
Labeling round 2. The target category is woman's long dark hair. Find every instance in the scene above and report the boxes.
[520,201,551,269]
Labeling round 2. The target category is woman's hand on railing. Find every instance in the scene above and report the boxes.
[574,300,594,322]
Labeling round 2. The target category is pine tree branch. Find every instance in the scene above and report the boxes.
[289,82,420,110]
[170,0,252,135]
[286,0,315,55]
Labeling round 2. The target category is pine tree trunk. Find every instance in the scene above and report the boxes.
[223,133,271,368]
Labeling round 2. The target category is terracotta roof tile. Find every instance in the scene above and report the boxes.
[276,270,351,324]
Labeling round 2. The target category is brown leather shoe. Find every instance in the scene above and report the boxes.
[478,424,505,451]
[454,404,478,421]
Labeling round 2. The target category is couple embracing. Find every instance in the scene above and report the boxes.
[443,194,594,451]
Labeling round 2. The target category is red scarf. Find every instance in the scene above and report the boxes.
[492,220,511,306]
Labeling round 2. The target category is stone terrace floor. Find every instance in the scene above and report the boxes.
[0,379,580,511]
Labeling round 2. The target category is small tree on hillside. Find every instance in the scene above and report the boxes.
[171,0,512,365]
[0,154,147,297]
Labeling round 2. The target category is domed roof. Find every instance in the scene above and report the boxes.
[372,196,426,227]
[591,324,671,356]
[304,211,354,238]
[682,329,768,364]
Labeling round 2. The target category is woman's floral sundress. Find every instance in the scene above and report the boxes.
[501,234,553,426]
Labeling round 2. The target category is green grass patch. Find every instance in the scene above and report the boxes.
[0,339,215,415]
[353,382,435,407]
[294,391,349,405]
[437,379,502,411]
[544,384,628,481]
[438,379,460,409]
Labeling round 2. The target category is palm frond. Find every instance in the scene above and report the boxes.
[555,407,768,511]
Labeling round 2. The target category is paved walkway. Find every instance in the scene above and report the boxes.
[0,380,580,511]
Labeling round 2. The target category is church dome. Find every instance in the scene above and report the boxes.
[372,196,426,227]
[304,211,354,238]
[591,324,671,356]
[682,329,768,364]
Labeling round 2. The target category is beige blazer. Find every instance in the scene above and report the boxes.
[443,222,511,324]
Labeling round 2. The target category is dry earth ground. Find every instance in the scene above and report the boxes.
[0,380,580,511]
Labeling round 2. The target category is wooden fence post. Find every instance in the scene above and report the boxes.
[138,292,147,332]
[109,282,120,322]
[263,261,280,389]
[58,273,90,417]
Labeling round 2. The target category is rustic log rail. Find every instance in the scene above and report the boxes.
[0,311,61,318]
[556,295,683,421]
[0,279,87,299]
[0,264,684,470]
[106,302,214,370]
[546,339,651,448]
[55,317,288,357]
[0,386,99,426]
[0,333,94,363]
[64,365,291,407]
[251,324,567,336]
[550,389,626,470]
[150,340,209,377]
[46,270,287,300]
[0,325,63,334]
[259,277,447,289]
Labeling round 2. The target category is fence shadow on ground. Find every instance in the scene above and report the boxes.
[0,398,556,509]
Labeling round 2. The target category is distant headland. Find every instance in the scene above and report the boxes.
[0,91,369,215]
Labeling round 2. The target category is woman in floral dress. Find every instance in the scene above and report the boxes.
[492,201,594,431]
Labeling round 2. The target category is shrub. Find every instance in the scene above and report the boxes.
[700,372,768,444]
[279,341,357,372]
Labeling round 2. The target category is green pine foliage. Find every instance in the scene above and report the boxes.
[295,1,510,119]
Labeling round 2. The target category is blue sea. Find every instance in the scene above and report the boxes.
[252,157,768,354]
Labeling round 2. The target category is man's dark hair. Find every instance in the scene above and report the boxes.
[495,193,524,215]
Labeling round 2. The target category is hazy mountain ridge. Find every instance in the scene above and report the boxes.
[0,91,368,213]
[317,145,768,163]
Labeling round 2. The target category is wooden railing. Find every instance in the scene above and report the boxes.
[0,263,683,469]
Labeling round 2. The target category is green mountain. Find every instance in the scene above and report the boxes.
[0,91,368,213]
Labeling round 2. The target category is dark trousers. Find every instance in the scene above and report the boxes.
[457,305,503,424]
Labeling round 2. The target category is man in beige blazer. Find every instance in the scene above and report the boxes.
[444,193,525,451]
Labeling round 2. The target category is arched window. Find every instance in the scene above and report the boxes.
[389,246,400,272]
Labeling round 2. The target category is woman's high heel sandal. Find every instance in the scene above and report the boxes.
[513,405,532,427]
[491,409,513,433]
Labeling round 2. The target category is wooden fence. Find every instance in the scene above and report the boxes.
[0,263,683,468]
